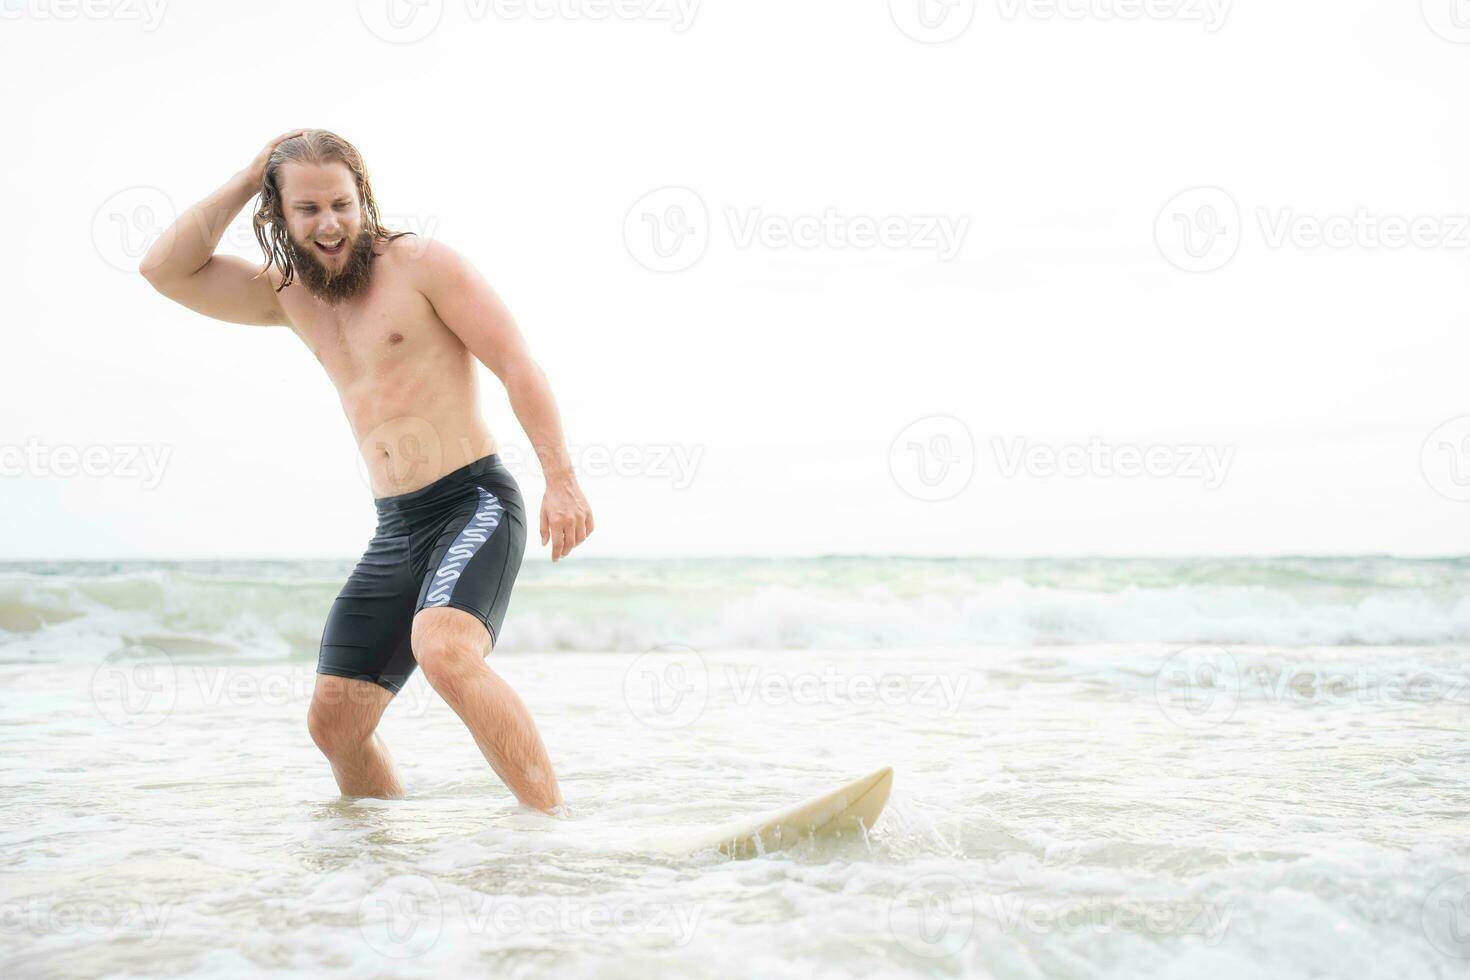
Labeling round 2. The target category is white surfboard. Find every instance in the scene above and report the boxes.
[659,767,894,858]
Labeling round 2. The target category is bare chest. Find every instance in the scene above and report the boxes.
[282,272,443,381]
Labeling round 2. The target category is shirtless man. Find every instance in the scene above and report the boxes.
[140,129,591,814]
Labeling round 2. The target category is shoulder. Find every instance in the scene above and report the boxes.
[382,234,468,275]
[381,235,483,296]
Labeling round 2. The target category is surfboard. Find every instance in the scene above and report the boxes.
[660,767,894,858]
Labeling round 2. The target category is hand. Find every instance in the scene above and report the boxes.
[241,129,308,189]
[539,475,593,562]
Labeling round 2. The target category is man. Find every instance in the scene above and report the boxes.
[140,129,591,814]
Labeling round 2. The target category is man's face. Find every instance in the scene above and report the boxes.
[278,160,374,301]
[280,160,361,262]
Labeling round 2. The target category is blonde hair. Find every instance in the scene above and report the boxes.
[251,129,411,291]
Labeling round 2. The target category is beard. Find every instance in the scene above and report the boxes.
[287,229,376,303]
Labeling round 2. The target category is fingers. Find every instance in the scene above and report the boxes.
[546,512,593,562]
[541,494,594,563]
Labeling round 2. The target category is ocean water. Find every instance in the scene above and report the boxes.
[1,557,1468,978]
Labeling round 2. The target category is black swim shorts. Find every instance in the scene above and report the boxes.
[316,453,527,694]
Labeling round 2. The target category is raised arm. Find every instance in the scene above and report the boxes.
[415,239,594,562]
[139,131,302,326]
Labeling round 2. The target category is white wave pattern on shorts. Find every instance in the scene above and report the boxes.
[0,556,1467,662]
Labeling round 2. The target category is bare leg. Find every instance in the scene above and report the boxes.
[307,674,404,798]
[412,607,563,813]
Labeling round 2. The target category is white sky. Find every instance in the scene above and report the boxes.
[2,0,1468,560]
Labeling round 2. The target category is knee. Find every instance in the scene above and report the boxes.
[308,675,390,759]
[415,640,484,701]
[308,701,367,758]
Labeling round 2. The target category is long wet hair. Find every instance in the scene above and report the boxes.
[251,129,412,292]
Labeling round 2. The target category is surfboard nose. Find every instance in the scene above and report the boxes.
[841,767,894,829]
[658,766,897,858]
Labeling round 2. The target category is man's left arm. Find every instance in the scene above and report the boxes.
[415,239,593,562]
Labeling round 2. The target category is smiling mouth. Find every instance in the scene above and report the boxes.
[314,237,345,256]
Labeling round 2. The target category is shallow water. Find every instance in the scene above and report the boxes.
[3,642,1468,978]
